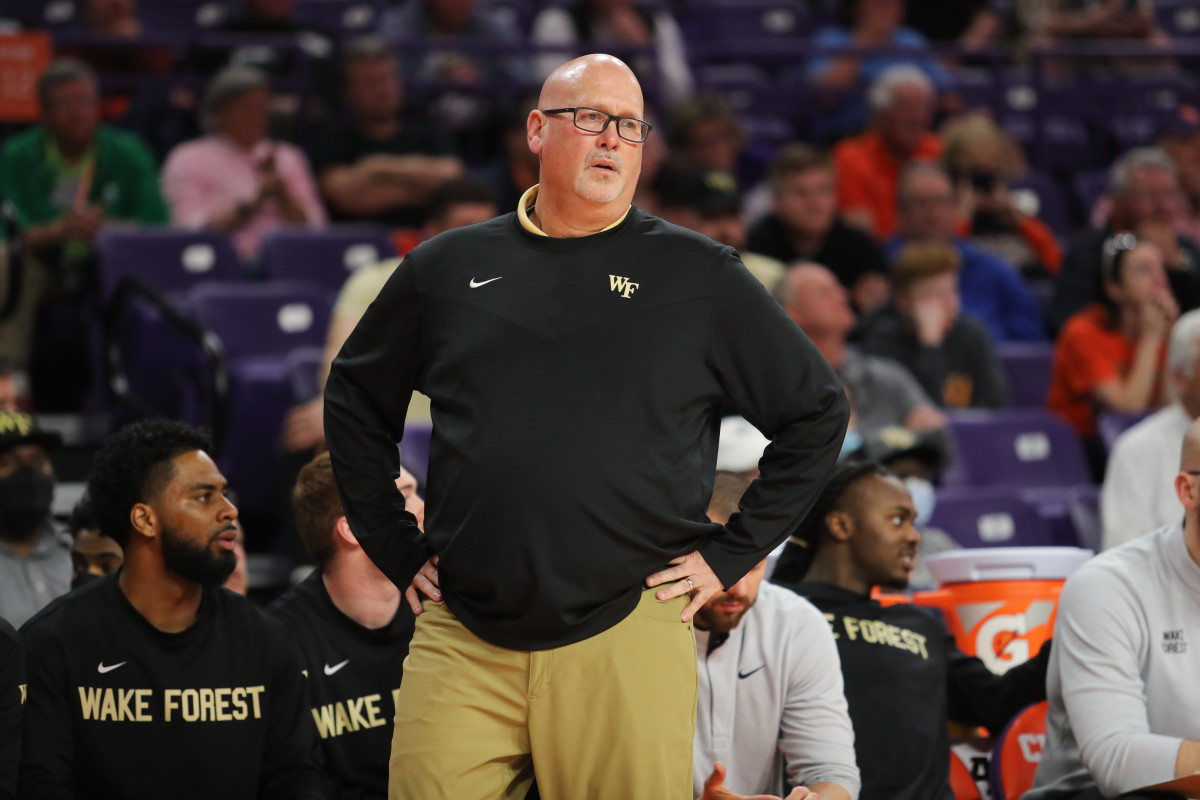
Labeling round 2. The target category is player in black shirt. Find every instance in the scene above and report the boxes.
[270,453,420,800]
[772,461,1049,800]
[0,618,22,800]
[18,420,325,800]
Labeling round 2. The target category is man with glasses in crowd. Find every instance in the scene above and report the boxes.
[323,53,847,800]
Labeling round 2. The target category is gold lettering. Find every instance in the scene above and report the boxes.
[823,613,839,639]
[19,684,27,704]
[100,688,118,721]
[843,617,859,641]
[199,688,216,722]
[135,689,152,722]
[312,705,337,739]
[859,620,879,644]
[79,686,103,720]
[164,689,182,722]
[215,688,232,722]
[181,689,199,722]
[231,688,248,721]
[118,688,136,721]
[334,703,351,736]
[347,696,370,732]
[913,632,928,660]
[364,694,384,728]
[246,685,265,719]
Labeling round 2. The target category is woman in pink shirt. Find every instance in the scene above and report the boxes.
[161,65,326,260]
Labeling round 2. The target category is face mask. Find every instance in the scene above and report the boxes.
[839,429,863,461]
[0,465,55,540]
[904,476,936,527]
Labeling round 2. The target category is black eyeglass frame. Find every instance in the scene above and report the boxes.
[542,107,654,143]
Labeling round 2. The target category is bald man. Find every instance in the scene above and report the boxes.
[324,54,848,800]
[1027,417,1200,800]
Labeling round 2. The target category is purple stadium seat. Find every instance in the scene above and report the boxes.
[1155,1,1200,40]
[294,0,384,34]
[940,410,1091,489]
[139,0,231,30]
[686,0,811,41]
[1072,168,1109,223]
[1008,170,1071,239]
[1097,409,1150,454]
[930,487,1052,548]
[259,226,397,294]
[188,281,334,513]
[994,342,1054,410]
[95,229,241,300]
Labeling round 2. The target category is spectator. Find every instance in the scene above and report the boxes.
[0,361,19,412]
[774,263,948,442]
[808,0,952,142]
[858,240,1008,409]
[653,158,785,289]
[666,96,762,195]
[1048,235,1176,475]
[1017,0,1168,67]
[162,66,326,261]
[940,113,1062,277]
[1157,105,1200,243]
[531,0,694,106]
[59,0,174,96]
[772,460,1051,800]
[888,163,1047,342]
[747,144,891,313]
[0,617,20,800]
[1103,309,1200,550]
[270,452,421,799]
[279,176,499,455]
[832,66,943,239]
[903,0,1001,51]
[474,93,542,213]
[1054,147,1200,332]
[309,36,462,232]
[1025,417,1200,800]
[67,492,122,591]
[692,471,860,800]
[18,419,326,799]
[0,411,68,629]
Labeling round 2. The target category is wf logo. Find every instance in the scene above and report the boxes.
[609,275,639,298]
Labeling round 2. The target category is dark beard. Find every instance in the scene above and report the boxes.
[161,525,237,587]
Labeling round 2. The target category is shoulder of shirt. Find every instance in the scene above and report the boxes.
[404,214,513,266]
[1112,404,1187,456]
[1062,529,1172,607]
[1060,304,1111,335]
[18,575,111,638]
[639,211,742,263]
[267,570,323,622]
[754,582,829,632]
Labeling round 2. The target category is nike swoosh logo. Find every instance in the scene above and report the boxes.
[738,665,765,679]
[469,276,502,288]
[324,659,350,676]
[97,661,126,674]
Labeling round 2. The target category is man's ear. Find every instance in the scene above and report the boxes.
[527,109,546,155]
[129,503,158,543]
[826,510,854,543]
[333,516,359,550]
[1176,472,1197,511]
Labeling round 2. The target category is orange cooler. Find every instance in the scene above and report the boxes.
[913,547,1092,675]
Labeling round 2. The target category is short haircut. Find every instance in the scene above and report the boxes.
[666,94,744,152]
[768,143,833,192]
[291,452,342,567]
[427,177,497,224]
[868,65,934,113]
[897,161,952,203]
[340,34,397,80]
[939,113,1010,177]
[1109,146,1177,196]
[86,420,213,548]
[37,57,97,112]
[68,491,100,539]
[708,470,752,523]
[201,65,269,130]
[1169,308,1200,377]
[770,460,892,584]
[892,241,961,294]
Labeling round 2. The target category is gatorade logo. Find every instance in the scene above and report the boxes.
[976,614,1030,674]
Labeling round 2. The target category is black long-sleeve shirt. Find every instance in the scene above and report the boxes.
[0,619,22,800]
[269,571,415,800]
[778,581,1049,800]
[324,207,849,650]
[18,575,327,800]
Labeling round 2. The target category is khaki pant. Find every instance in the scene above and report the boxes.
[389,588,698,800]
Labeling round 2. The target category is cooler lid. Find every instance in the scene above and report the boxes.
[927,547,1093,584]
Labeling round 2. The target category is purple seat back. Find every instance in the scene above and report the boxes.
[294,0,384,34]
[941,410,1091,489]
[994,343,1055,410]
[139,0,231,30]
[95,229,241,301]
[687,0,811,41]
[188,280,333,361]
[259,226,397,294]
[930,487,1052,548]
[1097,409,1150,454]
[1072,168,1109,223]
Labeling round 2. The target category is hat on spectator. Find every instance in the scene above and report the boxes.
[858,426,948,474]
[0,410,62,453]
[654,160,741,216]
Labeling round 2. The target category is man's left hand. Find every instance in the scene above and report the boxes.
[699,762,820,800]
[645,551,724,623]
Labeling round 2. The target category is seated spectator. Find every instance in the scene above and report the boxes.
[67,492,122,591]
[1158,106,1200,243]
[692,470,860,800]
[808,0,952,142]
[888,163,1047,342]
[473,93,544,214]
[746,144,891,313]
[1025,417,1200,800]
[280,177,499,454]
[666,96,762,196]
[940,113,1062,277]
[774,263,948,443]
[858,241,1009,409]
[270,452,421,799]
[531,0,694,106]
[18,419,325,798]
[0,58,168,363]
[1017,0,1168,67]
[832,66,942,240]
[1048,236,1176,474]
[653,158,785,289]
[0,411,69,630]
[1103,309,1200,550]
[59,0,174,98]
[1054,147,1200,332]
[309,36,462,232]
[0,616,18,800]
[772,460,1051,800]
[162,66,326,261]
[903,0,1001,52]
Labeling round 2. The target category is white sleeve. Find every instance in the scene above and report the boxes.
[1100,436,1153,551]
[1055,565,1183,796]
[780,604,861,798]
[529,9,578,83]
[651,12,694,106]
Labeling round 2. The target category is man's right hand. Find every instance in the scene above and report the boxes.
[405,555,441,615]
[700,762,818,800]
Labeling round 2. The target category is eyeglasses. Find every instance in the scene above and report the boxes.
[542,107,653,143]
